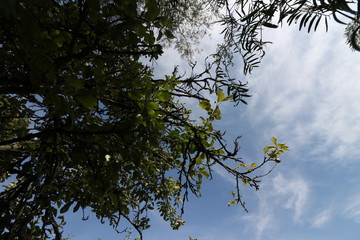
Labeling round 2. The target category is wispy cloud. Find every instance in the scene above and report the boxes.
[311,208,333,228]
[244,25,360,163]
[342,194,360,223]
[242,200,275,240]
[241,172,310,239]
[212,164,235,184]
[272,173,310,223]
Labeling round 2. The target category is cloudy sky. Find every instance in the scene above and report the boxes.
[65,16,360,240]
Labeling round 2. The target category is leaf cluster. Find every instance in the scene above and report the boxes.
[227,137,289,210]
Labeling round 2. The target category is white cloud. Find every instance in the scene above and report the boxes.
[212,164,235,184]
[342,194,360,223]
[311,208,333,228]
[242,201,275,240]
[152,15,360,239]
[242,172,310,239]
[272,173,310,223]
[244,23,360,163]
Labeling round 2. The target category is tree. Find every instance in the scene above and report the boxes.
[0,1,289,240]
[2,0,359,238]
[2,0,359,239]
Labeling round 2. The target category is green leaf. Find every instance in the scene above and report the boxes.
[224,95,233,101]
[64,77,83,89]
[237,163,248,168]
[278,143,289,151]
[144,32,156,45]
[148,101,159,109]
[263,146,275,153]
[109,193,118,204]
[195,157,202,165]
[77,94,97,110]
[217,90,225,102]
[155,90,171,101]
[213,106,221,120]
[271,137,277,144]
[60,202,72,214]
[28,143,37,150]
[164,29,175,39]
[242,179,248,186]
[199,167,209,178]
[54,38,63,48]
[128,91,142,100]
[156,30,163,41]
[73,202,81,213]
[144,0,160,21]
[199,100,211,110]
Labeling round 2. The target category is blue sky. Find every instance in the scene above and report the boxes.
[64,20,360,240]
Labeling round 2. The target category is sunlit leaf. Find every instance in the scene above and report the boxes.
[217,90,225,102]
[199,167,209,178]
[213,106,221,120]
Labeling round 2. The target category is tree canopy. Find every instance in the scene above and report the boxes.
[1,0,357,239]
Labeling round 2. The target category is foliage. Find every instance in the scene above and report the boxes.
[157,0,220,57]
[2,0,357,239]
[0,1,289,240]
[227,137,289,208]
[218,0,360,72]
